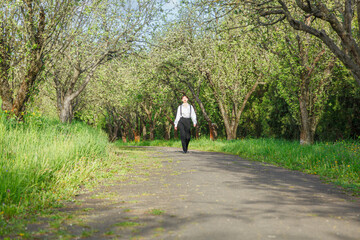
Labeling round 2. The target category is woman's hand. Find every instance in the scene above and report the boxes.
[194,124,196,127]
[175,127,177,131]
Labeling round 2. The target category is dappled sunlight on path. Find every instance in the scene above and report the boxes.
[27,146,360,239]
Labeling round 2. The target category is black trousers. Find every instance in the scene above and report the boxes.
[178,117,191,152]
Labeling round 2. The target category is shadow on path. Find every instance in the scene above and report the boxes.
[25,146,360,240]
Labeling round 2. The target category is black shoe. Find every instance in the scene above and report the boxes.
[182,150,187,154]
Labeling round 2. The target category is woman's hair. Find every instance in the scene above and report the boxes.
[181,95,188,100]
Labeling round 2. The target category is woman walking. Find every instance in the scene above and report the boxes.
[174,95,197,153]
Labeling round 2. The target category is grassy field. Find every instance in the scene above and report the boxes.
[117,137,360,195]
[0,111,112,234]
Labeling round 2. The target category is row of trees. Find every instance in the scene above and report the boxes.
[1,1,360,144]
[0,0,163,120]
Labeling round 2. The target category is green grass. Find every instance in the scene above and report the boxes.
[113,221,140,227]
[0,110,109,233]
[1,105,359,235]
[148,209,165,215]
[117,137,360,195]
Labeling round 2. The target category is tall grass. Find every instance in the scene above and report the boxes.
[0,110,109,224]
[118,137,360,194]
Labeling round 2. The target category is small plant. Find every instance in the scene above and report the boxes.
[148,209,165,215]
[113,221,140,227]
[81,229,98,238]
[105,230,114,235]
[82,208,94,212]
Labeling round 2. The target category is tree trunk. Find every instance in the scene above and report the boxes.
[106,117,122,142]
[0,37,13,112]
[209,123,218,141]
[299,126,314,145]
[142,103,159,141]
[54,65,95,123]
[12,58,42,117]
[298,85,316,145]
[299,123,313,144]
[107,124,119,142]
[195,125,200,139]
[225,127,233,140]
[296,32,329,145]
[149,124,155,140]
[133,130,141,143]
[225,127,237,140]
[0,81,13,112]
[299,70,314,145]
[187,82,217,141]
[164,121,172,140]
[121,127,127,143]
[142,124,147,141]
[204,70,263,141]
[216,98,237,140]
[0,4,45,118]
[142,123,147,141]
[165,115,177,139]
[59,97,73,123]
[213,95,234,140]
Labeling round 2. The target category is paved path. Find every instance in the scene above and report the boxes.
[29,147,360,239]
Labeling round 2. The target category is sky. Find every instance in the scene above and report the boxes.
[163,0,181,21]
[163,0,180,10]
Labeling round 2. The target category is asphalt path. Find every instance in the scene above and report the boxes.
[28,146,360,240]
[139,147,360,240]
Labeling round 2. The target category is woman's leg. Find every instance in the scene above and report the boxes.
[178,121,187,152]
[185,137,190,152]
[183,118,191,153]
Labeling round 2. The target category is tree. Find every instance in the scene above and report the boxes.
[270,23,336,144]
[193,13,270,140]
[104,104,126,142]
[201,39,266,139]
[83,54,170,142]
[91,57,140,142]
[0,0,78,118]
[134,56,172,141]
[246,0,360,87]
[153,20,220,140]
[48,0,161,123]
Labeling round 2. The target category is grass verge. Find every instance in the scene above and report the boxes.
[0,111,111,235]
[117,137,360,195]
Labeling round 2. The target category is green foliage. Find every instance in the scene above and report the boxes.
[0,110,108,229]
[27,0,358,143]
[113,221,140,227]
[316,68,360,140]
[242,80,300,140]
[148,209,165,215]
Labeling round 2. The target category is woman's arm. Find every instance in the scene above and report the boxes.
[174,106,181,130]
[191,105,197,127]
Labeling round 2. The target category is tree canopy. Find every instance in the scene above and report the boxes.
[1,0,359,144]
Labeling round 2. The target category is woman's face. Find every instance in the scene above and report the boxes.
[182,96,188,103]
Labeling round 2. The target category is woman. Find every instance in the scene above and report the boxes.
[174,95,197,153]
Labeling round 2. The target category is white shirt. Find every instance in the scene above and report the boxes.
[174,104,197,128]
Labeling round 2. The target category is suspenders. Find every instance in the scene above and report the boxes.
[180,105,191,118]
